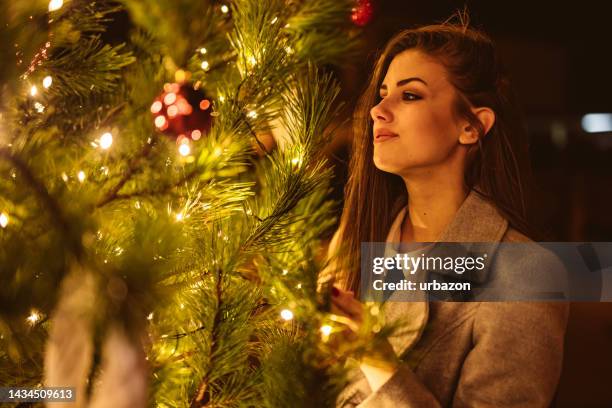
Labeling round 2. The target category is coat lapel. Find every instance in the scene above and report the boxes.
[382,190,509,357]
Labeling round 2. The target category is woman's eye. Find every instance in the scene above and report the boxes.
[402,92,421,101]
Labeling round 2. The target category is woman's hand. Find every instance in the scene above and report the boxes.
[330,285,400,392]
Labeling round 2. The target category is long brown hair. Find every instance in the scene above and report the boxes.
[333,19,537,293]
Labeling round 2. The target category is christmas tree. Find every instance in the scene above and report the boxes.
[0,0,391,406]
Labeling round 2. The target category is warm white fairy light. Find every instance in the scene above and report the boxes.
[291,155,303,168]
[271,16,278,24]
[201,60,210,71]
[99,132,113,149]
[247,110,257,119]
[42,76,53,88]
[285,46,294,55]
[178,143,191,157]
[150,101,162,113]
[282,269,288,275]
[199,47,207,54]
[0,212,8,228]
[77,170,86,183]
[147,313,154,320]
[280,309,294,321]
[26,310,41,326]
[30,85,38,97]
[248,56,257,66]
[175,212,184,222]
[320,325,332,336]
[221,4,229,13]
[34,102,45,113]
[163,92,176,105]
[48,0,63,12]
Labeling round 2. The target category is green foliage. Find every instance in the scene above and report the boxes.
[0,1,376,406]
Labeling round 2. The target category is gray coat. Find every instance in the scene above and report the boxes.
[335,190,569,407]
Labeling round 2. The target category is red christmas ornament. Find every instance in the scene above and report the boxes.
[151,82,213,141]
[351,0,374,26]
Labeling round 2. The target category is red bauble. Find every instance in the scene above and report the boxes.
[351,0,374,26]
[151,82,213,141]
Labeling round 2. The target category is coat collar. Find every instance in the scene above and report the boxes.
[383,189,509,357]
[388,189,508,243]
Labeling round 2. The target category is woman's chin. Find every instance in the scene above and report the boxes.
[373,157,411,175]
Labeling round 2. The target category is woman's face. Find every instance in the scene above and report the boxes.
[371,49,465,175]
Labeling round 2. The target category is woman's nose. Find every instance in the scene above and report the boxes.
[370,101,392,123]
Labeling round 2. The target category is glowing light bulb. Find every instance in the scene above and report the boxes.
[48,0,63,12]
[221,4,229,13]
[34,102,45,113]
[167,105,178,118]
[175,212,184,221]
[30,85,38,96]
[26,310,41,326]
[282,269,288,275]
[201,60,210,71]
[163,92,177,105]
[147,313,154,320]
[150,101,163,113]
[178,143,191,156]
[191,130,202,140]
[42,76,53,89]
[320,325,332,336]
[248,56,256,66]
[199,47,207,54]
[0,212,8,228]
[280,309,294,321]
[247,110,257,119]
[154,115,167,129]
[77,170,86,183]
[99,132,113,149]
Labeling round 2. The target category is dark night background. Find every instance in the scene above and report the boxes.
[326,1,612,406]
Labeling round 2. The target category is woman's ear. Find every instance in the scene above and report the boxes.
[458,107,496,145]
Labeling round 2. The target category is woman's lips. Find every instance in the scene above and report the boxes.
[374,130,399,143]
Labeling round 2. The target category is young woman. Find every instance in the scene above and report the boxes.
[321,20,569,407]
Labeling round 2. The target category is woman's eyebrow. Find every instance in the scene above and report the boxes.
[380,77,428,90]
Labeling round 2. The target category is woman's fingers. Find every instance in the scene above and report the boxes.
[331,286,363,322]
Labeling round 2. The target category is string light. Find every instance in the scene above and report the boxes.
[247,110,257,119]
[34,102,45,113]
[26,309,41,326]
[147,313,154,320]
[320,325,332,336]
[199,47,207,55]
[201,61,210,71]
[178,142,191,157]
[150,101,163,113]
[282,269,288,275]
[154,115,167,129]
[48,0,63,12]
[0,212,9,228]
[271,16,278,25]
[77,170,86,183]
[99,132,113,149]
[280,309,294,321]
[175,212,184,222]
[29,85,38,97]
[42,76,52,88]
[221,4,229,13]
[163,92,176,105]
